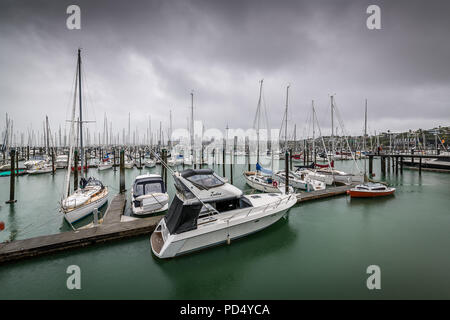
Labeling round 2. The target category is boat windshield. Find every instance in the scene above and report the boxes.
[134,181,164,197]
[186,174,224,189]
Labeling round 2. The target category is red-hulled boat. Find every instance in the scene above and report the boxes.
[347,183,395,198]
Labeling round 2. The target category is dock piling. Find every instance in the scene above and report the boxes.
[120,149,125,193]
[6,149,16,204]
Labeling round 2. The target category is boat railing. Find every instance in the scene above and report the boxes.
[245,194,293,218]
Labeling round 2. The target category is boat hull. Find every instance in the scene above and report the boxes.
[243,173,281,193]
[64,190,109,223]
[152,194,297,258]
[347,189,395,198]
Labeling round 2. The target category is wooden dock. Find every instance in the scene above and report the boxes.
[0,194,162,264]
[296,184,354,202]
[0,184,355,264]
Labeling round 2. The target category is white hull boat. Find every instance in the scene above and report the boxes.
[55,155,69,169]
[296,168,334,186]
[124,160,135,169]
[144,159,156,168]
[98,161,113,171]
[62,177,109,223]
[243,171,292,193]
[274,170,325,191]
[150,169,297,258]
[28,164,53,174]
[131,174,169,215]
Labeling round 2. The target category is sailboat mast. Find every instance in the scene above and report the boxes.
[190,92,194,155]
[364,99,367,151]
[312,100,315,160]
[256,79,263,164]
[77,49,85,179]
[331,95,334,155]
[284,84,289,150]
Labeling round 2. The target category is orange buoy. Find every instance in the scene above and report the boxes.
[0,221,5,231]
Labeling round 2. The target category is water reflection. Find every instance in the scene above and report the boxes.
[152,217,297,298]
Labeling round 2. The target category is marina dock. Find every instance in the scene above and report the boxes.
[0,184,355,264]
[0,194,162,264]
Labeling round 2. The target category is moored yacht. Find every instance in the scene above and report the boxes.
[62,177,109,223]
[274,170,325,191]
[55,154,69,168]
[150,168,297,258]
[131,174,169,215]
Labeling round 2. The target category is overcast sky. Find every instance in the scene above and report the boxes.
[0,0,449,142]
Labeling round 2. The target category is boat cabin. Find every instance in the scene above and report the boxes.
[165,169,253,234]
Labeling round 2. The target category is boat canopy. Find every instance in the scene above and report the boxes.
[133,176,165,197]
[164,196,203,234]
[180,169,225,190]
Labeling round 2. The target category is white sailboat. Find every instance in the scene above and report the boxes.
[61,49,109,225]
[144,158,156,168]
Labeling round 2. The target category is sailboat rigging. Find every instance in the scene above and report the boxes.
[61,49,109,225]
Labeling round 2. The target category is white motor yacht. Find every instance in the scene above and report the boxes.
[150,168,297,258]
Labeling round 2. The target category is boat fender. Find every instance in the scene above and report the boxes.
[272,180,278,187]
[0,221,4,231]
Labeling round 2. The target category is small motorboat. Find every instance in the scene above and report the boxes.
[347,183,395,198]
[131,174,169,215]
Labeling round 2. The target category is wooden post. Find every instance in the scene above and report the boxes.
[380,156,385,176]
[27,145,30,160]
[285,150,289,194]
[419,157,422,174]
[16,150,19,177]
[289,149,293,171]
[387,156,390,173]
[139,150,142,169]
[51,148,55,174]
[230,149,233,185]
[400,156,403,173]
[222,140,226,177]
[163,149,167,190]
[120,149,125,193]
[113,148,117,171]
[6,149,17,204]
[395,156,399,174]
[74,149,78,191]
[369,155,373,177]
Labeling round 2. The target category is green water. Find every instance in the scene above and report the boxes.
[0,158,449,299]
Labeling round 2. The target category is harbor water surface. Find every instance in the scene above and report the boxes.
[0,159,449,299]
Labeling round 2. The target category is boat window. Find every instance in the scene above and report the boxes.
[215,198,240,212]
[134,181,164,197]
[239,197,253,208]
[372,187,386,191]
[357,186,369,190]
[186,174,224,189]
[250,195,261,199]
